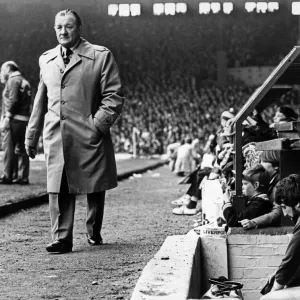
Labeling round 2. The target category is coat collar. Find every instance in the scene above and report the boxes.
[44,38,95,63]
[9,71,21,79]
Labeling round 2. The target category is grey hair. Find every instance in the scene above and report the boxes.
[55,9,82,27]
[2,61,19,72]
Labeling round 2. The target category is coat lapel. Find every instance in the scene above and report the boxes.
[64,53,82,73]
[44,45,65,72]
[47,39,95,75]
[53,46,65,72]
[63,39,94,75]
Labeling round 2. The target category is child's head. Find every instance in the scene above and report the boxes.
[242,164,270,197]
[220,108,235,128]
[275,174,300,218]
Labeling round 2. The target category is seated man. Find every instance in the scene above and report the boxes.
[222,164,272,227]
[268,174,300,292]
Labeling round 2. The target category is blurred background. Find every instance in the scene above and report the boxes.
[1,0,300,156]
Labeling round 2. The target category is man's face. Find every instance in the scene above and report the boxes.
[273,111,286,124]
[0,64,9,84]
[281,203,300,219]
[54,13,81,48]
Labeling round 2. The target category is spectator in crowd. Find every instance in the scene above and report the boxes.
[266,174,300,291]
[172,134,217,215]
[270,105,299,128]
[191,137,202,166]
[0,61,31,185]
[171,108,235,216]
[222,164,272,227]
[25,9,124,254]
[166,136,181,171]
[240,150,282,229]
[173,136,195,177]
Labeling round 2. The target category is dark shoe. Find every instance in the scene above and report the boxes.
[87,234,103,246]
[12,178,29,185]
[0,175,12,184]
[46,240,72,253]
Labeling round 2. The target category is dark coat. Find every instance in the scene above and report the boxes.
[276,215,300,286]
[223,193,272,227]
[25,38,124,193]
[2,71,31,120]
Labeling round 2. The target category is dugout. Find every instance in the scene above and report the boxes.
[231,46,300,215]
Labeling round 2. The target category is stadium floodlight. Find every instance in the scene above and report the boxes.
[176,3,187,14]
[119,4,130,16]
[245,2,256,12]
[268,2,279,12]
[130,4,141,16]
[292,2,300,15]
[199,2,211,14]
[108,4,118,16]
[223,2,233,14]
[153,3,164,15]
[165,3,176,15]
[256,2,268,13]
[211,2,221,13]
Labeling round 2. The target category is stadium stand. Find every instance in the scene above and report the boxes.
[0,3,299,154]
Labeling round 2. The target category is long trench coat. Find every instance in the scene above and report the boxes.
[25,38,124,194]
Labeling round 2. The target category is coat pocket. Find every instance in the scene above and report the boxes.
[86,114,102,144]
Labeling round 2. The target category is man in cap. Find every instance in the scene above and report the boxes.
[0,61,31,184]
[25,9,124,253]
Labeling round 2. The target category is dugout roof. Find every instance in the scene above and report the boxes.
[233,46,300,197]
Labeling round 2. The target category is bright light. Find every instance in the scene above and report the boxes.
[223,2,233,14]
[153,3,164,15]
[130,4,141,16]
[199,2,211,14]
[245,2,256,12]
[165,3,176,15]
[268,2,279,12]
[108,4,118,16]
[176,3,187,14]
[119,4,130,16]
[256,2,268,13]
[292,2,300,15]
[211,2,221,13]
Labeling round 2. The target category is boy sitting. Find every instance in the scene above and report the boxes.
[240,150,282,229]
[222,164,272,227]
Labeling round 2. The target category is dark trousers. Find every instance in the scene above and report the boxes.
[49,170,106,244]
[2,119,29,181]
[186,167,212,198]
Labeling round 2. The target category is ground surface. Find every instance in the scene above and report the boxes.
[0,164,197,300]
[0,156,165,204]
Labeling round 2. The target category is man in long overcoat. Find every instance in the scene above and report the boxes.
[25,9,124,253]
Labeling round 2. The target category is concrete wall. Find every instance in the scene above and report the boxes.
[130,227,294,300]
[131,234,200,300]
[196,226,294,300]
[226,227,293,300]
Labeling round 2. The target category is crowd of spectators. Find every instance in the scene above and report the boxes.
[0,5,299,154]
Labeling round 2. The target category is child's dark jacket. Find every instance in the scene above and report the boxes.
[223,193,272,227]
